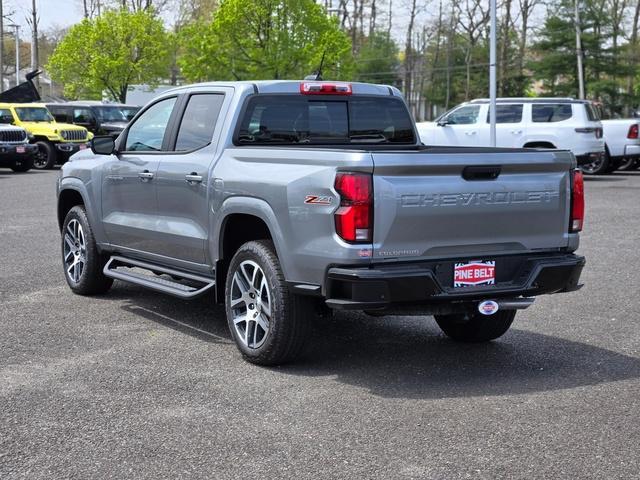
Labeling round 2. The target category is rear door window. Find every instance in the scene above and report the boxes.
[532,104,573,123]
[585,103,600,121]
[174,93,225,151]
[236,95,415,145]
[486,104,523,123]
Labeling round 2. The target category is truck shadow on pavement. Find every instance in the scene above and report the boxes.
[293,312,640,399]
[110,284,640,400]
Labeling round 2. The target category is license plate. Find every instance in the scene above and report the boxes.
[79,144,87,150]
[454,260,496,287]
[16,146,25,153]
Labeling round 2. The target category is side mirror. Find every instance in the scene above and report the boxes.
[436,119,450,127]
[91,135,116,155]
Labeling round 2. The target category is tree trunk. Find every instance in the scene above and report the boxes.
[30,0,39,92]
[369,0,377,36]
[0,0,4,91]
[627,0,640,115]
[404,0,417,115]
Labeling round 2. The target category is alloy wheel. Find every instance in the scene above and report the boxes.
[33,146,49,169]
[63,219,86,283]
[581,157,604,174]
[229,260,272,349]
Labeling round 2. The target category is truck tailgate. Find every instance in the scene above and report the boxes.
[371,149,573,261]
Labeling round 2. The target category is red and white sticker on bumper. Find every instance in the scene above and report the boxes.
[454,260,496,287]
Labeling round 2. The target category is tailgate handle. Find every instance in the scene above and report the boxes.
[462,165,501,181]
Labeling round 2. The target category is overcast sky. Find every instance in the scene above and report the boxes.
[9,0,424,43]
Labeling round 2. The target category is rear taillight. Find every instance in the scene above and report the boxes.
[628,124,639,139]
[571,169,585,232]
[575,127,602,138]
[300,82,352,95]
[334,172,373,242]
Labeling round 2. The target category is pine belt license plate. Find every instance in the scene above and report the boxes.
[454,260,496,287]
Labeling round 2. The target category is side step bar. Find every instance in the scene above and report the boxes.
[103,256,215,299]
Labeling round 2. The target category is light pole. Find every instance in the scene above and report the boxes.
[489,0,497,146]
[9,24,19,86]
[574,0,585,99]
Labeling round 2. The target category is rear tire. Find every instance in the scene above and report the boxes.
[33,141,57,170]
[435,310,516,343]
[581,148,610,175]
[225,240,311,366]
[10,156,33,172]
[62,206,113,295]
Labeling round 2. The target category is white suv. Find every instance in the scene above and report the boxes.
[417,98,605,167]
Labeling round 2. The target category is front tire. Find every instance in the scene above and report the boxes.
[33,141,57,170]
[435,310,516,343]
[618,157,637,171]
[62,206,113,295]
[225,240,311,366]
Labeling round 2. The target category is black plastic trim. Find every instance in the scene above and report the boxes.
[325,253,585,310]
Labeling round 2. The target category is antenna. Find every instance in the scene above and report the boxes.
[304,51,326,81]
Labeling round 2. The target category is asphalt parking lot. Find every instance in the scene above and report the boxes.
[1,168,639,479]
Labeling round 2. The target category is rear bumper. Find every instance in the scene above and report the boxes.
[575,151,603,165]
[325,253,585,310]
[624,145,640,158]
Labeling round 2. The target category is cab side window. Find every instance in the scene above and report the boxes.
[125,97,177,152]
[174,94,224,151]
[443,105,480,125]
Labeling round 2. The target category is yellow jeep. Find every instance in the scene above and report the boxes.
[0,103,93,169]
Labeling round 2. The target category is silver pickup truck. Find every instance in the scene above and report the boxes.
[57,80,586,365]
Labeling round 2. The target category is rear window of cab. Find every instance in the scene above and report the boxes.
[234,95,416,145]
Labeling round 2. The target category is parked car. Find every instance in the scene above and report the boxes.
[0,111,38,172]
[588,118,640,174]
[47,102,140,138]
[417,98,605,170]
[57,80,585,366]
[0,102,92,169]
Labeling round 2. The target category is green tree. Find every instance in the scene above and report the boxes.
[531,0,636,114]
[47,9,170,102]
[178,0,353,82]
[354,31,400,85]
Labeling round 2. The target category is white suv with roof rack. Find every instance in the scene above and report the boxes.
[416,98,605,171]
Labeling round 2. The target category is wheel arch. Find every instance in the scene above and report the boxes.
[58,187,86,231]
[523,141,557,149]
[212,197,290,303]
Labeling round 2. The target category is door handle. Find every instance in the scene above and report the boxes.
[185,173,203,184]
[138,170,154,181]
[465,131,477,136]
[510,130,522,134]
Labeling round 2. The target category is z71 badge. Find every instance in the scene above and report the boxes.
[304,195,333,205]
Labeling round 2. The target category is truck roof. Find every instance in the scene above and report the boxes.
[162,80,401,97]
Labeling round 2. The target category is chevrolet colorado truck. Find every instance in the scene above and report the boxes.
[57,81,586,365]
